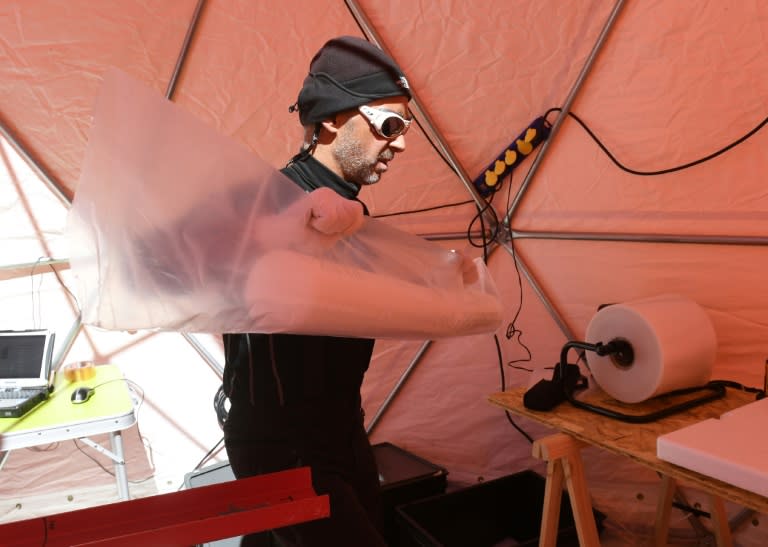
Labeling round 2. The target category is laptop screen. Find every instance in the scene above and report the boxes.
[0,330,55,387]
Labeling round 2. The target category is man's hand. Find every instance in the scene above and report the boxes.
[450,249,480,286]
[306,187,364,236]
[257,187,365,255]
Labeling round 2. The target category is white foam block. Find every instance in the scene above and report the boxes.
[656,397,768,497]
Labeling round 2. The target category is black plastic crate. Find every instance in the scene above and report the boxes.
[373,442,449,547]
[395,469,606,547]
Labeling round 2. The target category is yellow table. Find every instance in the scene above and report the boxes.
[0,364,136,499]
[488,386,767,547]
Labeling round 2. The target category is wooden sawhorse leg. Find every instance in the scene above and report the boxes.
[532,433,600,547]
[654,475,733,547]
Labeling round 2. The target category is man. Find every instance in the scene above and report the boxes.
[222,36,412,547]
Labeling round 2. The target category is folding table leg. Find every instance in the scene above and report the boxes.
[110,430,130,500]
[0,450,10,472]
[78,432,131,500]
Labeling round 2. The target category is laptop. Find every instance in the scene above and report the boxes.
[0,330,56,418]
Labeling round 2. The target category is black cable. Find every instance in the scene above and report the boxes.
[466,192,500,251]
[373,108,767,220]
[86,378,145,401]
[473,194,490,261]
[483,163,533,374]
[342,26,477,221]
[175,436,226,492]
[708,379,766,398]
[191,436,225,474]
[496,333,533,444]
[546,107,768,176]
[467,182,534,443]
[501,227,532,370]
[371,198,474,219]
[671,501,710,519]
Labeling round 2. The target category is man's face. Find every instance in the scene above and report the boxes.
[331,97,410,186]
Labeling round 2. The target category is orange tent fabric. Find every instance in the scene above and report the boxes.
[2,1,767,543]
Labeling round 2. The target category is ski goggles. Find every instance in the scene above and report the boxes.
[358,105,412,139]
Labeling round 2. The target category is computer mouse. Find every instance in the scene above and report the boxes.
[71,386,95,404]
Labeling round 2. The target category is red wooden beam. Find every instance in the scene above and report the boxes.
[3,466,329,547]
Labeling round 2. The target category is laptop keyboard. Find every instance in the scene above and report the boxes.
[0,388,39,400]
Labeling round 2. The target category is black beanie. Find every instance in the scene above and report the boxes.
[294,36,412,126]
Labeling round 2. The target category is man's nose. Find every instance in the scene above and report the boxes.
[388,133,406,152]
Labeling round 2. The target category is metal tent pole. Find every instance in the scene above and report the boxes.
[344,0,503,434]
[362,0,628,432]
[166,0,207,100]
[0,119,72,207]
[366,341,432,435]
[504,0,627,224]
[182,333,224,378]
[169,1,229,375]
[512,229,768,247]
[1,94,82,370]
[488,0,628,356]
[343,0,496,218]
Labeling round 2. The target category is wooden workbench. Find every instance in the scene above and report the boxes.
[488,386,768,546]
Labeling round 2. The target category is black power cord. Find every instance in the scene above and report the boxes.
[372,109,768,219]
[544,107,768,176]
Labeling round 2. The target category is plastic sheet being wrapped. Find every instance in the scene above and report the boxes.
[67,69,503,338]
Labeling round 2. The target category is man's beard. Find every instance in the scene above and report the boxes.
[332,128,393,186]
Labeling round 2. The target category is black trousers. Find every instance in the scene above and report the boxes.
[224,422,387,547]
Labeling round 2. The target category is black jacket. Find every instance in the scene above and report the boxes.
[222,155,375,471]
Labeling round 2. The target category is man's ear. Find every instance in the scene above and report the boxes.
[320,116,341,136]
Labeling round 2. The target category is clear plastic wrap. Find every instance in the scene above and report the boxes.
[67,69,503,338]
